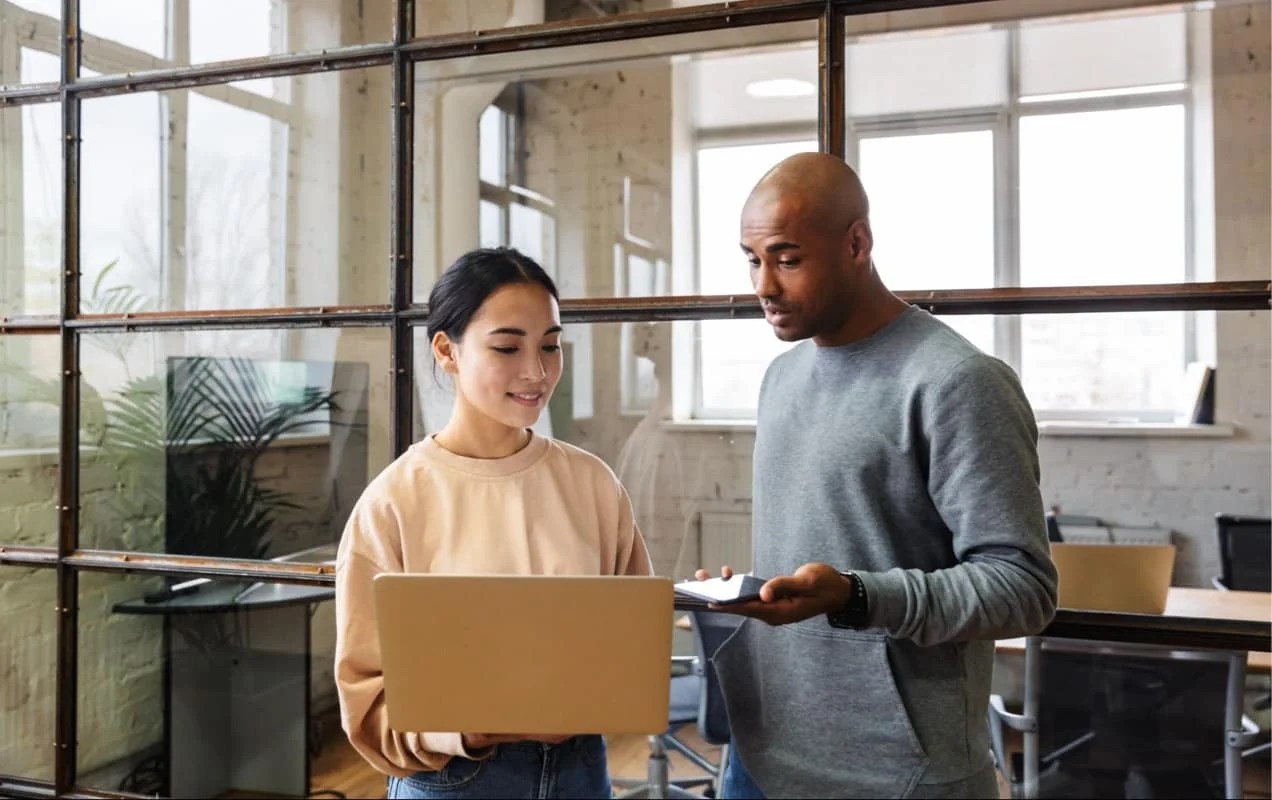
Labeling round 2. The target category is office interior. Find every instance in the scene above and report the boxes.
[0,0,1268,797]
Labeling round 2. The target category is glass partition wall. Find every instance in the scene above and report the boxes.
[0,0,1267,796]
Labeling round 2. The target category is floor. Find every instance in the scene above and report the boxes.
[295,710,1270,800]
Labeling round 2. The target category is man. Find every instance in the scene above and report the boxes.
[697,153,1058,799]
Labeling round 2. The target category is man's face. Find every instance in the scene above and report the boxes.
[740,195,854,343]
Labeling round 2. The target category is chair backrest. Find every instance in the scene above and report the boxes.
[1216,514,1272,592]
[1035,641,1228,797]
[690,611,743,746]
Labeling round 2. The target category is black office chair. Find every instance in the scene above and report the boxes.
[615,612,739,799]
[991,643,1234,799]
[1209,514,1271,760]
[689,611,739,795]
[1210,513,1271,592]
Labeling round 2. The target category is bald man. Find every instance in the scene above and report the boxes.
[697,154,1058,798]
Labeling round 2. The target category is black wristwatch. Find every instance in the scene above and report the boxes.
[826,570,870,629]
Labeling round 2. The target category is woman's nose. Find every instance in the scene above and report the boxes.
[522,354,546,380]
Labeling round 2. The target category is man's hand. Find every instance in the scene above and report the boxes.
[462,733,573,750]
[694,562,855,626]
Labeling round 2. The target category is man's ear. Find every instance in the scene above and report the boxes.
[432,331,459,374]
[848,219,873,264]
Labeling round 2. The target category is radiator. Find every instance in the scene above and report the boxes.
[698,510,752,574]
[1058,525,1174,546]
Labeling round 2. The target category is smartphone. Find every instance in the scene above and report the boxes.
[674,574,768,605]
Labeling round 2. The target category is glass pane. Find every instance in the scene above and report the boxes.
[79,327,391,556]
[411,319,757,580]
[414,0,722,38]
[1019,11,1187,100]
[80,67,391,312]
[699,318,793,417]
[0,5,59,87]
[859,129,995,352]
[479,200,503,249]
[845,28,1008,117]
[478,105,506,186]
[696,140,817,296]
[1020,106,1186,287]
[76,571,337,797]
[1022,311,1187,417]
[691,44,817,130]
[0,335,60,548]
[82,1,391,77]
[412,22,818,300]
[0,565,55,783]
[1,98,61,316]
[509,203,555,276]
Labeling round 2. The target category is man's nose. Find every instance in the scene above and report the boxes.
[752,263,779,299]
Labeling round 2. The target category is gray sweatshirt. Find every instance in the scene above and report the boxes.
[712,306,1058,798]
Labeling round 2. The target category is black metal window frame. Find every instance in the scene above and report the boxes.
[0,0,1267,795]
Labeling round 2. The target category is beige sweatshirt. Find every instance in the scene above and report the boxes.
[334,433,654,778]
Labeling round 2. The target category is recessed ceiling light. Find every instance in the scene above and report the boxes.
[744,78,815,98]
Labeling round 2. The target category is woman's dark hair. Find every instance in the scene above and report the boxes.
[426,247,559,343]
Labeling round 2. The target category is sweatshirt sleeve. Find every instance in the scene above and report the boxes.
[614,480,655,576]
[334,498,492,778]
[854,354,1059,646]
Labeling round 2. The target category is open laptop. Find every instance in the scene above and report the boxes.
[373,574,674,735]
[1051,543,1176,614]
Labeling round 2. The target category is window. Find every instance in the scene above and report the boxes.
[695,140,813,417]
[477,99,559,276]
[691,9,1197,421]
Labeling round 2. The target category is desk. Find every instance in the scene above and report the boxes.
[114,580,335,798]
[994,587,1272,800]
[998,588,1272,673]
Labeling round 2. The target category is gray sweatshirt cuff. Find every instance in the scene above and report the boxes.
[852,569,907,632]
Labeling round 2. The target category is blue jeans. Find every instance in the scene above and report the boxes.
[386,736,611,799]
[722,751,766,800]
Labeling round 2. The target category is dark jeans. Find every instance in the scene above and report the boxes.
[386,736,611,799]
[722,751,766,800]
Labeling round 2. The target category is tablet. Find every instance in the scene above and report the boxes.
[674,574,768,605]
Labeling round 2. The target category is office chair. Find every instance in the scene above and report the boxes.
[1209,514,1271,761]
[991,642,1235,799]
[1210,514,1271,592]
[615,612,739,799]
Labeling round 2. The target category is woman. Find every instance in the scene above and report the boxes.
[335,247,653,799]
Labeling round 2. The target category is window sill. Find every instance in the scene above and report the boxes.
[1036,421,1236,439]
[660,419,1239,440]
[661,419,758,433]
[0,433,332,470]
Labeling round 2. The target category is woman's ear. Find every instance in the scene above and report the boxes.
[432,331,459,374]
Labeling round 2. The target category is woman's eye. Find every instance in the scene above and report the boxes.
[542,344,561,353]
[491,346,518,354]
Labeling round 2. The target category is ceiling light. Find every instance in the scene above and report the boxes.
[745,78,815,99]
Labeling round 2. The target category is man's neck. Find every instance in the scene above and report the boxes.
[813,274,909,348]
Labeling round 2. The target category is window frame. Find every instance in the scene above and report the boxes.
[690,19,1198,422]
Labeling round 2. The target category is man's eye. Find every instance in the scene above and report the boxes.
[492,346,518,354]
[747,258,761,267]
[779,260,800,268]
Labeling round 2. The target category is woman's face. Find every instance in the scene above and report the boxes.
[436,282,564,432]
